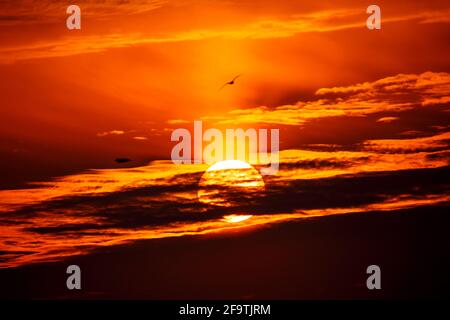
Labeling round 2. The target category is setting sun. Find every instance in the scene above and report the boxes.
[206,160,252,171]
[198,160,265,206]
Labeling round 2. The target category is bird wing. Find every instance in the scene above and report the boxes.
[218,74,242,91]
[218,83,228,91]
[232,74,242,81]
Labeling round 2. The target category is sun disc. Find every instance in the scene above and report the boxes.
[198,160,265,207]
[206,160,252,172]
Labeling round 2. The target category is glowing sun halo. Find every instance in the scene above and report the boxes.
[206,160,252,171]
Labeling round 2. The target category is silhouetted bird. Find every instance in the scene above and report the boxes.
[219,74,242,91]
[115,158,131,163]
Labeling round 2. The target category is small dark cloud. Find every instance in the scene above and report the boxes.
[115,158,131,163]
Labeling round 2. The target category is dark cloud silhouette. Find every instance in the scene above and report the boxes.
[8,166,449,236]
[277,157,371,170]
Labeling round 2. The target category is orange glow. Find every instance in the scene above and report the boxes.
[198,160,265,206]
[0,0,449,270]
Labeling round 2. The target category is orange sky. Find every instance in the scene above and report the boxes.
[0,0,449,269]
[0,0,449,186]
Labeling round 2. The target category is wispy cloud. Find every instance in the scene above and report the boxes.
[96,130,125,137]
[376,116,399,123]
[167,119,190,125]
[0,0,167,25]
[133,136,148,140]
[1,6,449,62]
[204,72,450,126]
[362,131,450,153]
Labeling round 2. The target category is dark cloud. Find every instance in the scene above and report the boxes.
[8,165,450,234]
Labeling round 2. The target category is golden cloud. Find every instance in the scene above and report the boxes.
[96,130,125,137]
[204,72,450,126]
[0,0,167,25]
[376,117,399,123]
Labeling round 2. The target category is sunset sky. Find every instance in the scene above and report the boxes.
[0,0,449,298]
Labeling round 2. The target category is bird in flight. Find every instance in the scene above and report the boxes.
[219,74,242,91]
